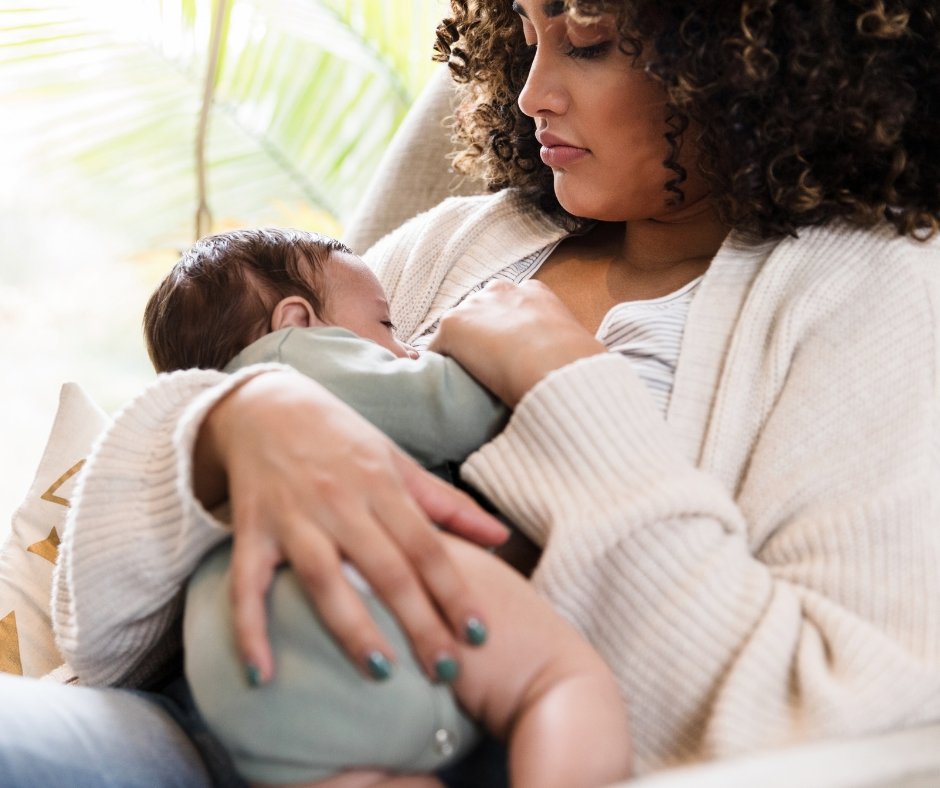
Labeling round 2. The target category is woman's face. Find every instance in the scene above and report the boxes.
[513,0,708,221]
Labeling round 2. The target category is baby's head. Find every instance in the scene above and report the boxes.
[144,227,414,373]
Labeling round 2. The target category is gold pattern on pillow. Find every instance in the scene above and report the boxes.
[0,382,110,678]
[1,611,23,675]
[27,528,61,565]
[40,459,85,507]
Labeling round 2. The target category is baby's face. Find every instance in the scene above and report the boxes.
[323,252,417,359]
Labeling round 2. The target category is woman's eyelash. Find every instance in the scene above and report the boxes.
[563,41,610,59]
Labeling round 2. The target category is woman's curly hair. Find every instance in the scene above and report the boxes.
[435,0,940,239]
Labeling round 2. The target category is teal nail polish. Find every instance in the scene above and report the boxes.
[465,617,487,646]
[245,663,262,688]
[366,651,392,680]
[435,655,460,683]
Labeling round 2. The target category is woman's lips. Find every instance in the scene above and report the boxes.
[539,143,589,168]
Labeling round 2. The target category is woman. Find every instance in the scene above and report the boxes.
[3,0,937,784]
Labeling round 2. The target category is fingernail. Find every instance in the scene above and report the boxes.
[434,654,460,683]
[245,663,262,688]
[366,651,392,681]
[465,617,487,646]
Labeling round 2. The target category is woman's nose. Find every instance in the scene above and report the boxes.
[517,48,568,119]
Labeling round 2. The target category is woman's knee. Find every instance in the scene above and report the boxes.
[0,672,211,787]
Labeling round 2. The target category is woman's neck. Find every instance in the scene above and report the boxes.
[534,197,730,332]
[615,196,730,274]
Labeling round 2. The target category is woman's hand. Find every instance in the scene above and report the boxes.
[193,369,509,685]
[428,280,606,406]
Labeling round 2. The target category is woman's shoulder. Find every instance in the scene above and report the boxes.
[363,188,561,262]
[740,222,940,354]
[763,221,940,305]
[784,221,940,269]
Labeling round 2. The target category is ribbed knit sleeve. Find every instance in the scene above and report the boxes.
[462,228,940,772]
[52,364,287,687]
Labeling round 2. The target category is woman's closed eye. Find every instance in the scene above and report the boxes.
[563,13,616,59]
[513,3,614,61]
[561,40,611,59]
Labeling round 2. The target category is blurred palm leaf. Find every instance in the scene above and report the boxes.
[0,0,447,248]
[0,0,449,525]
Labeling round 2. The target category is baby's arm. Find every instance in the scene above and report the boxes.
[230,327,509,468]
[442,534,632,788]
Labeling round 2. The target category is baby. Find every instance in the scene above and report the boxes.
[144,227,631,788]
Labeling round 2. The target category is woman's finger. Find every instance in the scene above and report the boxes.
[395,453,509,547]
[380,478,491,654]
[318,480,463,681]
[233,517,401,685]
[228,528,281,685]
[350,524,463,683]
[283,526,400,680]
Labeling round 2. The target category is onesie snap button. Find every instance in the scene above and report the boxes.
[433,727,455,757]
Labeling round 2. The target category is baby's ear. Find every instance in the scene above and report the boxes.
[271,296,322,330]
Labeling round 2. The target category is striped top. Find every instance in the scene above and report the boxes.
[412,241,702,415]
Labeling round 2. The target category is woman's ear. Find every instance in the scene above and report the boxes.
[271,296,322,331]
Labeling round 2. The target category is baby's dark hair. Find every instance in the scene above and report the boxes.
[144,227,350,373]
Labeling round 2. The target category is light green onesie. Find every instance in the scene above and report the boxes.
[184,327,508,784]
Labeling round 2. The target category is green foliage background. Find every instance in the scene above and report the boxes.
[0,0,449,524]
[1,0,447,242]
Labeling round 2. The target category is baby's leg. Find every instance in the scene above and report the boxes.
[254,528,632,788]
[439,534,633,788]
[185,537,628,787]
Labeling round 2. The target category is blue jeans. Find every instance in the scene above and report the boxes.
[0,673,239,787]
[0,672,508,786]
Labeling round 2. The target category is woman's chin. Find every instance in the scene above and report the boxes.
[553,178,648,223]
[554,195,627,224]
[554,183,716,225]
[553,185,602,221]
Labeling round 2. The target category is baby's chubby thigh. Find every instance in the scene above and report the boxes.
[183,540,479,786]
[437,533,617,736]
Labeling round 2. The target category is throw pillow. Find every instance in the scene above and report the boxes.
[0,382,110,676]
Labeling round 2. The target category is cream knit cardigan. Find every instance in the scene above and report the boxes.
[53,190,940,774]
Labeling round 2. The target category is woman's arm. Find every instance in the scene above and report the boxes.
[52,366,265,686]
[465,353,940,767]
[53,365,508,688]
[438,249,940,769]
